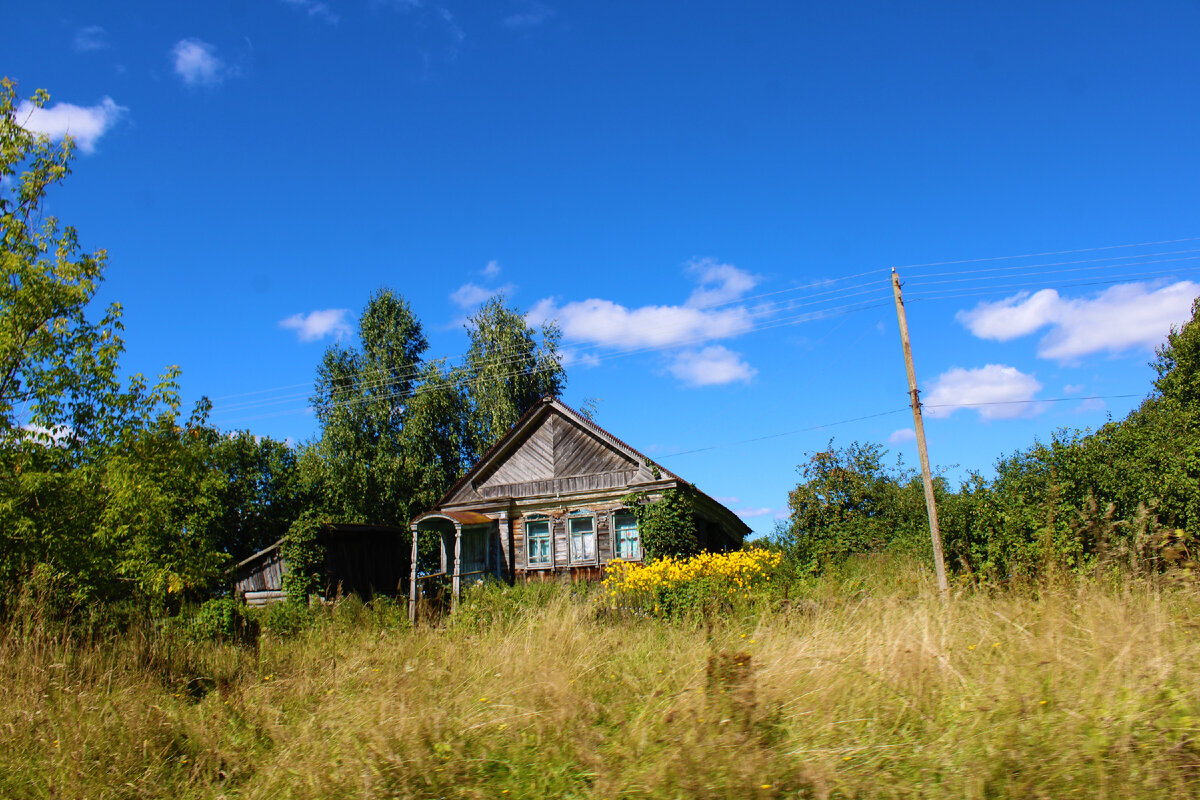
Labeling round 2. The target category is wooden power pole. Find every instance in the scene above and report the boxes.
[891,268,950,595]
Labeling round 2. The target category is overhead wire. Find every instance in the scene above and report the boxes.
[657,394,1146,462]
[209,234,1200,424]
[210,277,899,417]
[215,294,897,424]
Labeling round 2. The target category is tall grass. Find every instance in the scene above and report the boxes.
[2,560,1198,798]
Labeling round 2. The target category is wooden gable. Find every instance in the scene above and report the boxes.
[444,404,649,505]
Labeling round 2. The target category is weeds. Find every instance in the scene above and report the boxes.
[1,559,1199,798]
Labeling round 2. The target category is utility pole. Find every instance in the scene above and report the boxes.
[891,268,950,596]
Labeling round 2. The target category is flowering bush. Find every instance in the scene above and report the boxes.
[602,548,782,617]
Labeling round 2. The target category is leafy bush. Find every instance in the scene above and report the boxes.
[623,487,700,559]
[253,599,312,638]
[281,511,329,604]
[188,598,246,641]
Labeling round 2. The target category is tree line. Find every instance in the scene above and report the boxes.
[0,80,563,615]
[775,296,1200,581]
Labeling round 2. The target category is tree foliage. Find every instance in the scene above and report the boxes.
[464,296,565,459]
[302,289,472,527]
[0,80,308,612]
[779,299,1200,579]
[302,292,565,530]
[0,78,142,452]
[776,441,931,573]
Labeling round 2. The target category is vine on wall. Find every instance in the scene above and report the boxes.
[281,511,330,604]
[622,486,699,559]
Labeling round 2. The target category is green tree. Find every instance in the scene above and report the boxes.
[0,78,144,452]
[1152,297,1200,410]
[0,80,194,610]
[303,289,441,526]
[776,441,929,572]
[207,425,307,562]
[464,296,565,459]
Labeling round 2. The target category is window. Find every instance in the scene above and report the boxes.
[613,512,640,560]
[569,515,596,564]
[526,518,551,567]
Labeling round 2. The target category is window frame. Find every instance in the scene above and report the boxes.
[524,514,553,570]
[612,509,641,562]
[567,510,598,566]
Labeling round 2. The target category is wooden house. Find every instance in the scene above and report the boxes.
[408,396,749,618]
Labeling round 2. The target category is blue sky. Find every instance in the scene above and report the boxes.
[7,1,1200,537]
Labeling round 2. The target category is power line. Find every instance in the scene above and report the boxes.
[891,235,1200,272]
[207,233,1200,420]
[657,394,1146,461]
[211,281,899,417]
[214,295,897,424]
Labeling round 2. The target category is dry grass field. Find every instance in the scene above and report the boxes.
[2,560,1199,799]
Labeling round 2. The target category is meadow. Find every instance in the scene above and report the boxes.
[2,557,1199,800]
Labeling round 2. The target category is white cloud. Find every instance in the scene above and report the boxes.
[668,346,757,387]
[686,258,760,308]
[73,26,109,52]
[1063,383,1085,394]
[734,506,776,519]
[557,349,601,368]
[17,97,126,154]
[171,39,231,86]
[281,0,339,23]
[451,282,515,309]
[528,296,752,351]
[482,259,501,278]
[888,428,916,444]
[503,2,556,29]
[527,260,761,386]
[924,364,1043,420]
[957,281,1200,362]
[279,308,352,342]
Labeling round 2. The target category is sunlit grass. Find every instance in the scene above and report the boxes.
[2,559,1198,798]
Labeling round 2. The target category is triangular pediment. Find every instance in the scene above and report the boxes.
[440,400,653,505]
[477,410,637,488]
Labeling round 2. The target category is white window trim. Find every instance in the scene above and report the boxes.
[567,511,598,567]
[612,509,642,562]
[524,515,553,570]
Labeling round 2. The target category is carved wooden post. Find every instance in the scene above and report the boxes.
[408,523,419,624]
[498,510,509,581]
[451,523,463,612]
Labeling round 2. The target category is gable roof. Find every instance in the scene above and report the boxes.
[425,396,750,537]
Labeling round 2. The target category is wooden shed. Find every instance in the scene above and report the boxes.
[409,396,750,618]
[231,523,411,606]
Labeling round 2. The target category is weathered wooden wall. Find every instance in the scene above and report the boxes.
[233,546,285,595]
[449,412,644,504]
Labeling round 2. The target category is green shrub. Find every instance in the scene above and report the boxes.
[623,487,699,559]
[253,599,312,638]
[188,597,256,643]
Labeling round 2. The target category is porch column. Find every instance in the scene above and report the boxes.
[408,523,419,624]
[451,523,463,612]
[498,510,509,581]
